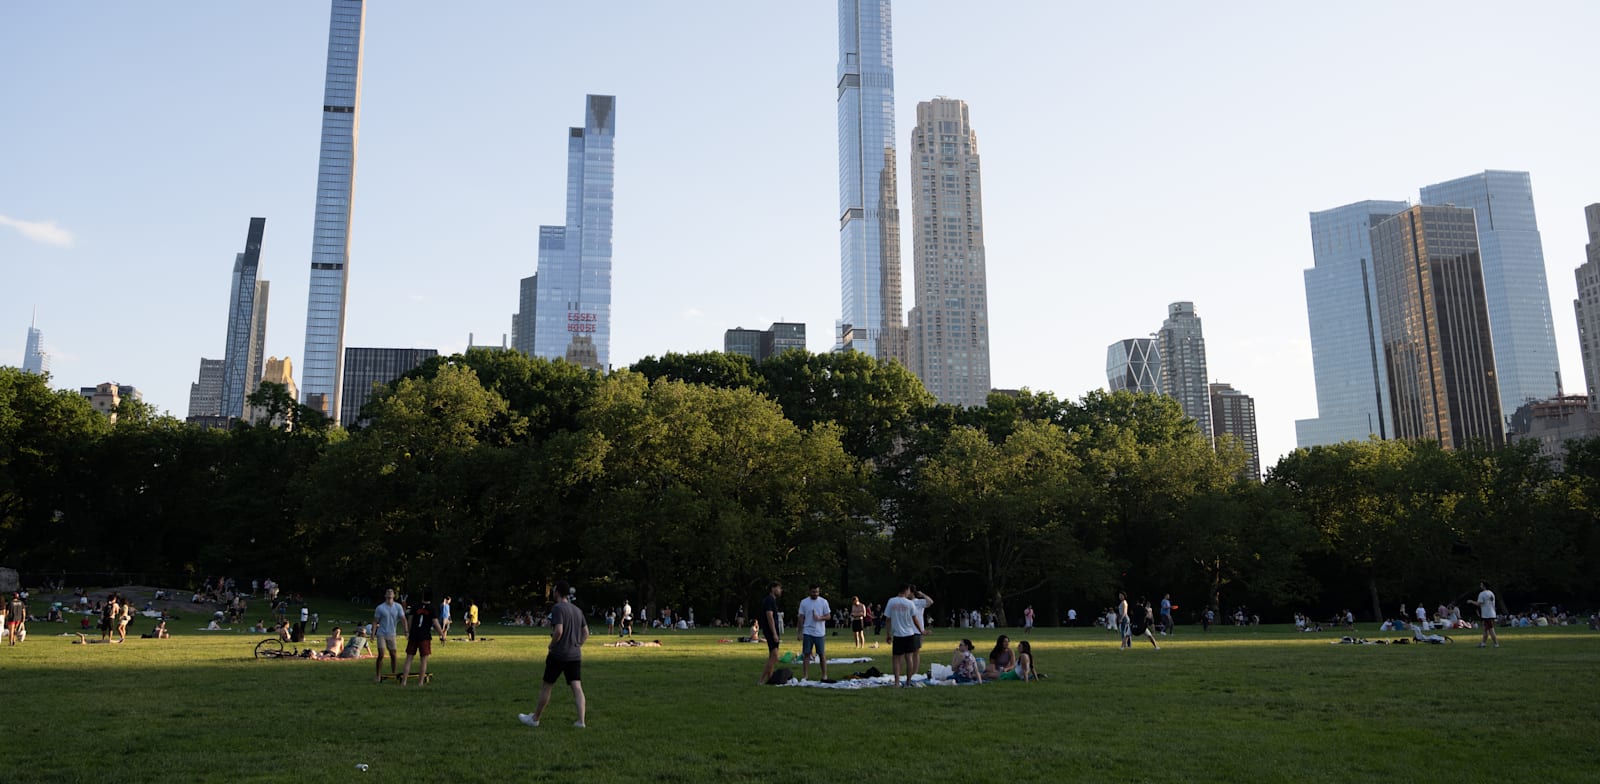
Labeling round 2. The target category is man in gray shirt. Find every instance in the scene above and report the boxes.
[372,588,405,683]
[519,580,589,728]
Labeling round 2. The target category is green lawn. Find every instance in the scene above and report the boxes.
[2,617,1595,783]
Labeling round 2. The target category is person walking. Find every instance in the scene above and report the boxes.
[797,584,831,681]
[1468,581,1501,649]
[372,588,405,683]
[1160,593,1174,635]
[438,596,452,638]
[756,582,783,685]
[1023,605,1035,635]
[520,580,589,728]
[6,592,25,645]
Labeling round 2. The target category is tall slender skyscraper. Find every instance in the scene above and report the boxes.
[1371,205,1503,449]
[300,0,366,423]
[1296,200,1410,447]
[907,98,991,406]
[1159,302,1212,441]
[22,312,48,376]
[1575,204,1600,411]
[836,0,905,363]
[188,358,224,419]
[511,274,536,355]
[1210,382,1261,480]
[532,95,616,370]
[222,217,268,419]
[1420,171,1559,423]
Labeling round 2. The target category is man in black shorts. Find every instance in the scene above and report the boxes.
[757,581,783,684]
[520,580,589,728]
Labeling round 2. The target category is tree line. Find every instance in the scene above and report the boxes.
[2,353,1596,623]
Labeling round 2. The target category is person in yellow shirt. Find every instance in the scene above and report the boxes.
[464,598,480,641]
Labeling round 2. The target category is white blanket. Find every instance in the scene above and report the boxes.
[825,656,873,664]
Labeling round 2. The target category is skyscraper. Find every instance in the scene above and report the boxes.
[340,347,438,427]
[532,96,616,369]
[1420,171,1559,423]
[188,358,224,419]
[1210,382,1261,480]
[1296,199,1410,447]
[724,328,764,362]
[907,98,991,407]
[511,274,536,355]
[1158,302,1212,441]
[1106,338,1160,394]
[300,0,366,423]
[1371,205,1503,449]
[222,217,268,419]
[836,0,906,363]
[1575,204,1600,412]
[724,322,808,364]
[21,313,47,376]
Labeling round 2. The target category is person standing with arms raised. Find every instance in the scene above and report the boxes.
[520,581,589,728]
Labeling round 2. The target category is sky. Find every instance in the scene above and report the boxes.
[4,1,1598,469]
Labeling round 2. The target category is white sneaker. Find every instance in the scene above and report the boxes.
[518,714,539,728]
[573,721,586,728]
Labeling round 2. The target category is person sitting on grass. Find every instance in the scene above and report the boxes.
[950,639,981,684]
[340,629,369,659]
[1015,640,1038,682]
[316,627,345,659]
[141,621,169,639]
[982,635,1016,681]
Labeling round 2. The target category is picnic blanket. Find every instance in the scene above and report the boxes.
[781,663,972,689]
[826,656,873,664]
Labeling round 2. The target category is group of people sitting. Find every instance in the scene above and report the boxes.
[950,634,1038,683]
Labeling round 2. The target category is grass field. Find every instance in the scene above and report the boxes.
[2,607,1596,783]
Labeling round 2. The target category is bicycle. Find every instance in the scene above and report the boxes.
[253,638,301,659]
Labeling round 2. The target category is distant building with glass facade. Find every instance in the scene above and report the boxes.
[1158,302,1212,441]
[533,95,616,370]
[187,358,224,419]
[1575,204,1600,412]
[1420,171,1559,425]
[907,98,991,407]
[836,0,906,363]
[339,347,437,427]
[1371,205,1503,449]
[1210,382,1261,480]
[300,0,366,423]
[1296,199,1410,447]
[511,274,536,355]
[724,323,807,364]
[22,318,47,376]
[1106,338,1160,395]
[222,217,268,420]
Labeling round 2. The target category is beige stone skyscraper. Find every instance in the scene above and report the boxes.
[907,98,991,406]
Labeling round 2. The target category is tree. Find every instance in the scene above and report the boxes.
[757,350,935,463]
[0,368,111,567]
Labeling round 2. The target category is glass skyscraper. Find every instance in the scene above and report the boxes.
[532,95,615,370]
[1296,199,1410,447]
[222,217,268,419]
[300,0,366,423]
[1576,204,1600,411]
[340,347,438,427]
[907,98,991,407]
[1420,171,1559,424]
[22,315,47,376]
[1106,338,1161,394]
[836,0,905,363]
[511,274,536,355]
[1371,205,1503,449]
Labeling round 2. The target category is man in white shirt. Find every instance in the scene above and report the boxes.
[797,584,832,681]
[1468,581,1501,648]
[909,587,933,680]
[883,584,924,687]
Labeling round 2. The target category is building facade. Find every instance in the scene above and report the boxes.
[222,217,268,419]
[187,358,225,419]
[1420,171,1559,423]
[532,96,616,370]
[22,317,47,375]
[339,347,437,427]
[836,0,906,363]
[511,274,536,355]
[1296,199,1410,447]
[1210,382,1261,480]
[1158,302,1212,441]
[80,383,140,423]
[246,356,299,424]
[725,322,808,364]
[724,328,764,361]
[1575,204,1600,412]
[1371,205,1503,449]
[906,98,991,407]
[1106,337,1161,395]
[300,0,366,423]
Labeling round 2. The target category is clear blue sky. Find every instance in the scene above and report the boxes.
[4,1,1597,468]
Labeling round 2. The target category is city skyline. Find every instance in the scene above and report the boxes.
[5,2,1599,469]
